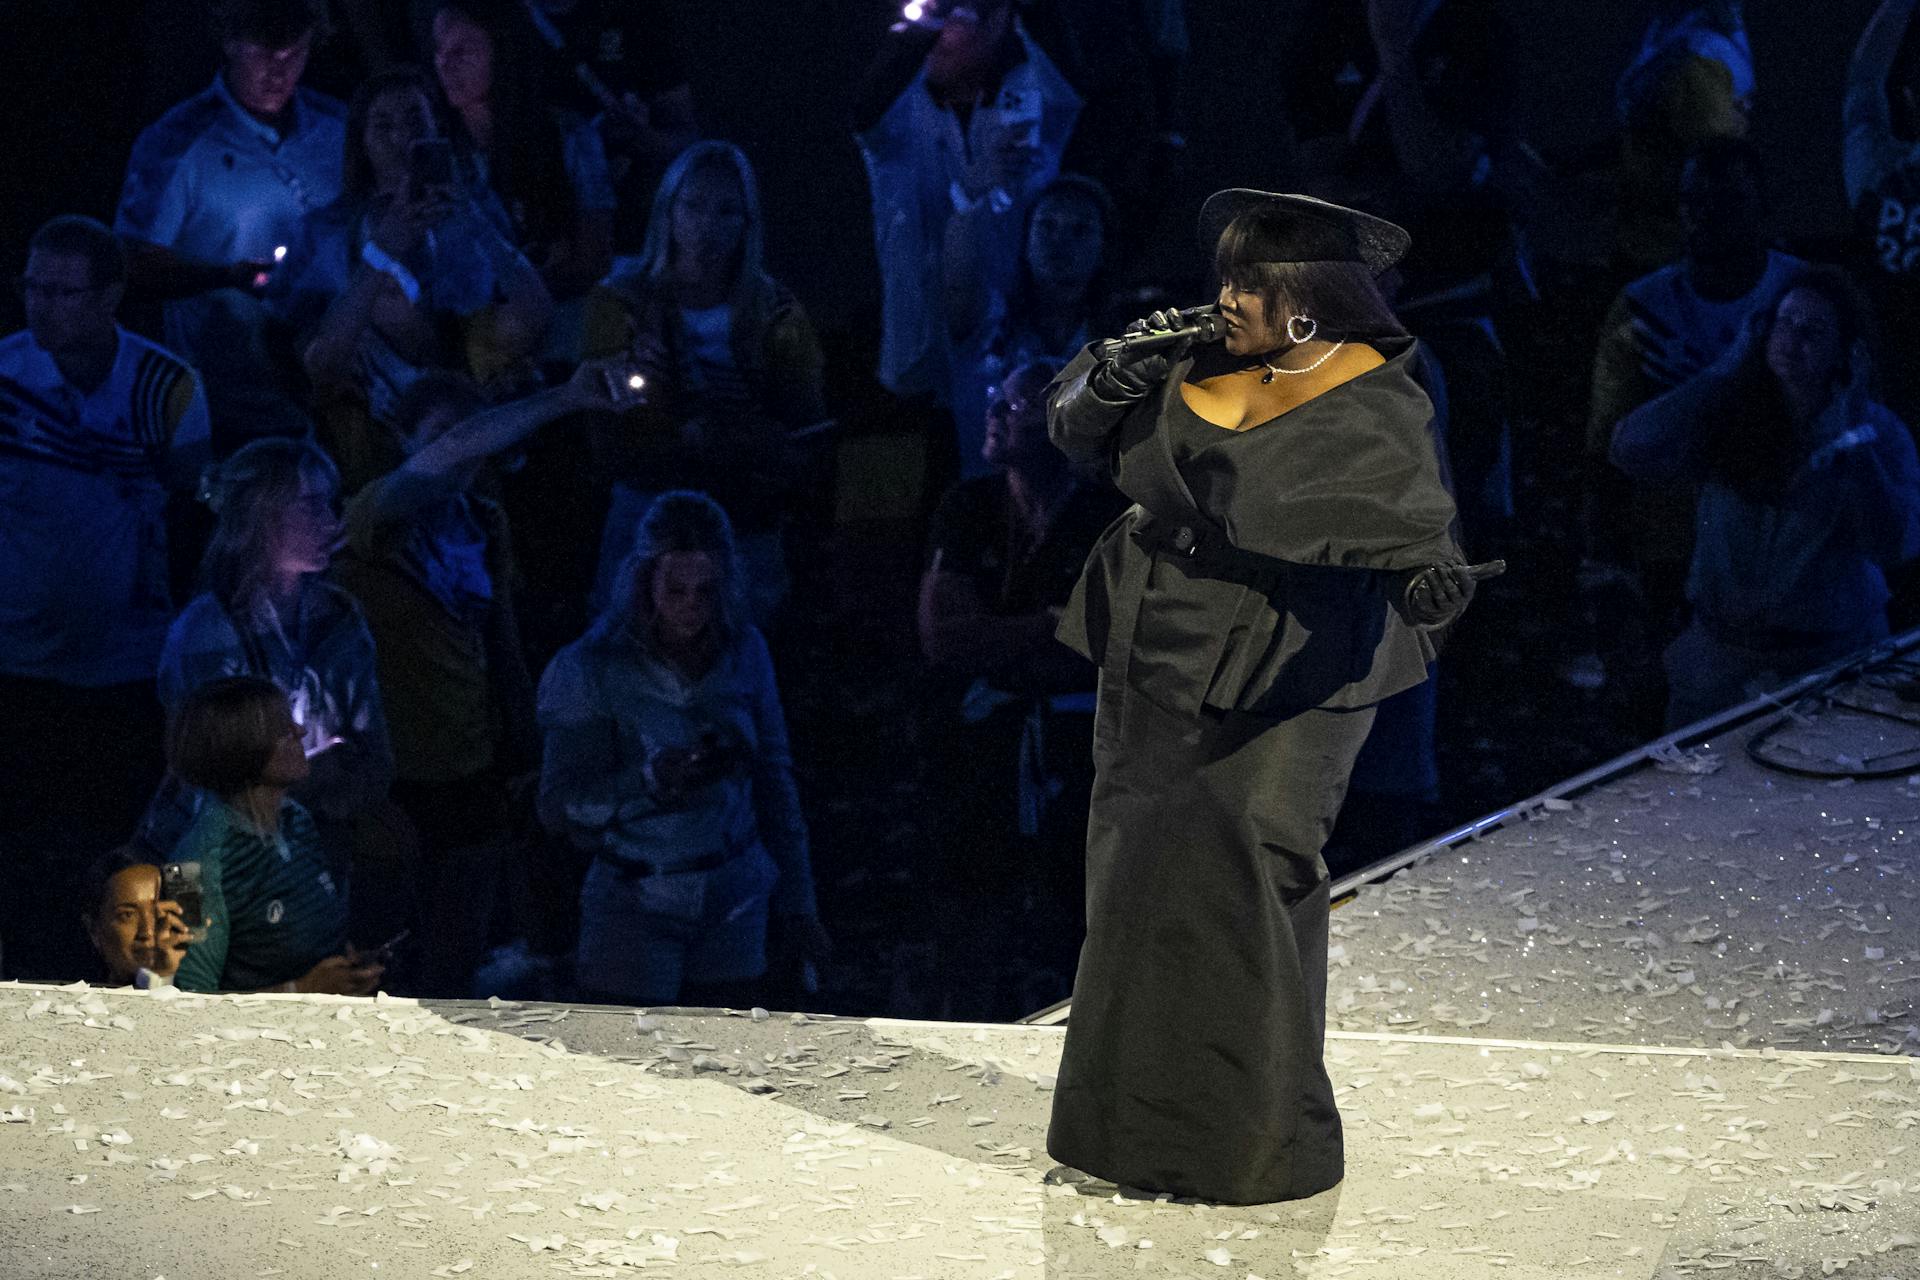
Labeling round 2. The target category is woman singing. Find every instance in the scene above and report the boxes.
[1045,189,1497,1203]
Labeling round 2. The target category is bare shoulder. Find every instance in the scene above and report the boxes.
[1329,343,1387,378]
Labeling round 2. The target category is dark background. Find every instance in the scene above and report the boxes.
[0,0,1896,1016]
[0,0,1885,330]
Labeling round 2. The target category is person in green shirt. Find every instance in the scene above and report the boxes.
[166,675,384,995]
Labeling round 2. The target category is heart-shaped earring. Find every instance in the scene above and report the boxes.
[1287,315,1318,345]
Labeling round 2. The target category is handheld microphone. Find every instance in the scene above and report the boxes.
[1093,305,1227,361]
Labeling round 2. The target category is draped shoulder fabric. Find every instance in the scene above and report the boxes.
[1052,337,1460,723]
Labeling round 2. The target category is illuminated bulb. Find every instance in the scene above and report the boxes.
[626,373,645,391]
[273,244,288,262]
[903,1,924,19]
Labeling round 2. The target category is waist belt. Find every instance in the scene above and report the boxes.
[597,831,752,880]
[1132,512,1282,582]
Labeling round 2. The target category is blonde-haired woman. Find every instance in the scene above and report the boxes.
[149,438,393,875]
[537,491,828,1006]
[584,140,828,623]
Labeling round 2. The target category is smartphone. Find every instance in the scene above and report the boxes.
[602,365,646,406]
[160,861,209,943]
[408,138,456,199]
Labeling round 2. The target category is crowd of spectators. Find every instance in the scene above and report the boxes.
[5,0,1920,1019]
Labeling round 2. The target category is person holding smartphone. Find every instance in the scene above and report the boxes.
[536,491,829,1009]
[1042,190,1497,1204]
[82,847,192,987]
[114,0,345,449]
[274,66,555,492]
[852,0,1081,404]
[163,676,385,996]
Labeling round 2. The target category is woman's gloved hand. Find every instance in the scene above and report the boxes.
[1405,559,1506,626]
[1089,308,1190,402]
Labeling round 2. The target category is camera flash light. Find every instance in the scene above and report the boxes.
[903,1,924,20]
[273,244,288,262]
[627,373,645,390]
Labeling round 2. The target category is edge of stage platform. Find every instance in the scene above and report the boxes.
[1019,623,1920,1028]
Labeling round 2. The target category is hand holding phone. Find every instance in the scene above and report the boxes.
[160,861,209,943]
[565,354,647,410]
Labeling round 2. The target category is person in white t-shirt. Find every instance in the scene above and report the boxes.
[115,0,346,447]
[851,0,1081,404]
[0,214,210,981]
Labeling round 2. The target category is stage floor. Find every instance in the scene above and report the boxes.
[3,668,1919,1278]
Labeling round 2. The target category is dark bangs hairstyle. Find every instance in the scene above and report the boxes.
[1212,210,1407,343]
[167,675,294,798]
[1705,264,1879,505]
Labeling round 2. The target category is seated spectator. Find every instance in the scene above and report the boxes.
[277,66,554,492]
[150,438,393,900]
[1612,1,1754,274]
[332,358,636,994]
[852,0,1081,404]
[166,675,384,994]
[537,490,829,1008]
[82,847,190,987]
[586,141,827,622]
[1587,138,1804,669]
[518,0,700,252]
[945,173,1116,477]
[917,359,1120,1016]
[1612,267,1920,727]
[115,0,346,448]
[1845,0,1920,419]
[421,0,616,299]
[0,215,209,982]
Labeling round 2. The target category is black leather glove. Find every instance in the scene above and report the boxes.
[1403,559,1506,627]
[1089,308,1188,402]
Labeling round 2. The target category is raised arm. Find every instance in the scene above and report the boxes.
[1609,363,1734,482]
[1045,342,1162,468]
[359,356,638,532]
[1365,0,1494,195]
[942,194,1023,345]
[852,19,940,135]
[300,195,445,389]
[1845,0,1919,209]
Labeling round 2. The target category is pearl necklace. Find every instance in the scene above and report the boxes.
[1259,340,1346,383]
